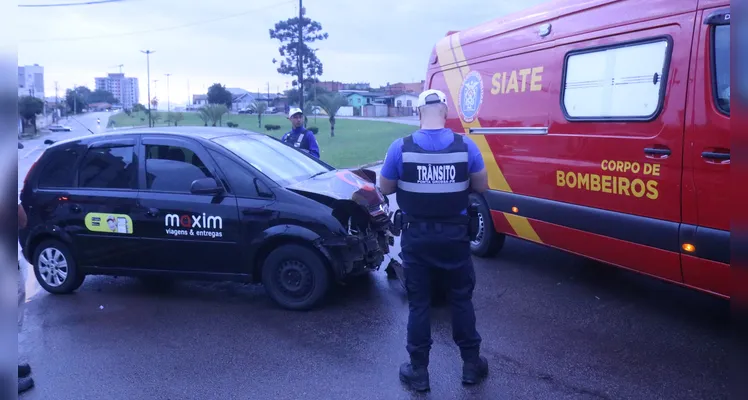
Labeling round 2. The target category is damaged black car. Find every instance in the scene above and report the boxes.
[18,127,394,311]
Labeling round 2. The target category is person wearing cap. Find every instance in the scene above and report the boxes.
[281,108,320,158]
[378,89,489,392]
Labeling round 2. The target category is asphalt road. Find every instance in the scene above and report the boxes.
[17,125,730,399]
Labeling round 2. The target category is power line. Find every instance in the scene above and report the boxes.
[21,0,294,43]
[19,0,126,7]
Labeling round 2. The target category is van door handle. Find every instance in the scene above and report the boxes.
[701,151,730,161]
[644,147,671,156]
[145,208,159,218]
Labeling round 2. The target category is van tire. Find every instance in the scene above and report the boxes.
[261,244,330,311]
[32,240,85,294]
[469,193,505,258]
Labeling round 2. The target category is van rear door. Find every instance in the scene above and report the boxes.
[680,5,730,296]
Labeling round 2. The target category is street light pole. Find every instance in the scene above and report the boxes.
[298,0,304,112]
[141,50,155,127]
[165,73,171,113]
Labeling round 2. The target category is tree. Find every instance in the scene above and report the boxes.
[252,101,268,129]
[88,89,118,105]
[314,94,348,137]
[207,83,233,108]
[199,104,228,127]
[269,7,329,113]
[172,112,184,126]
[65,87,90,114]
[18,96,44,135]
[132,103,147,113]
[284,84,330,107]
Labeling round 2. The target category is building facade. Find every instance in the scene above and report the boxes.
[18,64,44,100]
[94,73,139,109]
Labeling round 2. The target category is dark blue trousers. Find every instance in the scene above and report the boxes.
[400,222,482,367]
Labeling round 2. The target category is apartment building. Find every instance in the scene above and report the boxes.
[94,72,139,109]
[18,64,45,100]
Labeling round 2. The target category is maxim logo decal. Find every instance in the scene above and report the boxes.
[164,213,223,238]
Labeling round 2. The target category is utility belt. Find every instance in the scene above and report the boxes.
[391,203,480,241]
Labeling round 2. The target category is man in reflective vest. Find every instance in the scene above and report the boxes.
[379,89,490,392]
[281,108,320,158]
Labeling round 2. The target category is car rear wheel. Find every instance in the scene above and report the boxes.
[469,193,505,258]
[32,240,85,294]
[261,244,330,311]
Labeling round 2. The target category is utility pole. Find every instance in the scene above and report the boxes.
[298,0,304,112]
[141,50,155,127]
[165,73,171,113]
[54,81,59,122]
[187,79,190,108]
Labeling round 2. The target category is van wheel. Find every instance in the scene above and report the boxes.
[469,193,505,258]
[32,240,85,294]
[261,244,330,311]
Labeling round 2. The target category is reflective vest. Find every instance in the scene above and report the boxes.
[283,129,310,151]
[396,133,470,219]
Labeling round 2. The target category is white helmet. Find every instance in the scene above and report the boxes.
[417,89,448,108]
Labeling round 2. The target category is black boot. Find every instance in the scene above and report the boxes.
[18,376,34,393]
[18,363,31,378]
[462,355,488,385]
[399,362,430,392]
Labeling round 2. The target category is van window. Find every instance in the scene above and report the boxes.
[78,146,137,190]
[712,25,730,115]
[144,145,213,193]
[38,148,79,188]
[562,38,671,120]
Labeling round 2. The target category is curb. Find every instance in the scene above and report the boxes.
[357,160,384,169]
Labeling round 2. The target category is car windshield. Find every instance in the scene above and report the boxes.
[213,134,332,186]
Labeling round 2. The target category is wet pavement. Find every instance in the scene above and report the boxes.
[17,132,730,400]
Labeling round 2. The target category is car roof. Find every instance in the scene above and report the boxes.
[46,126,265,149]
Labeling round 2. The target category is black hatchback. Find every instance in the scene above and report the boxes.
[19,127,393,310]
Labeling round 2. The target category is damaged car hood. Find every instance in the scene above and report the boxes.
[285,169,387,212]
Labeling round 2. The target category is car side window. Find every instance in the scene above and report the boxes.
[144,144,213,193]
[38,148,80,188]
[209,150,259,198]
[78,145,137,189]
[712,25,730,115]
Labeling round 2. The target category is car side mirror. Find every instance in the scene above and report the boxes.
[190,177,223,195]
[253,178,273,198]
[18,142,24,149]
[44,139,55,145]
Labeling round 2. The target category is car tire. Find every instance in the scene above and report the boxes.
[261,244,330,311]
[469,193,505,258]
[32,240,85,294]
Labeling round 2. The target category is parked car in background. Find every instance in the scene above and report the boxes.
[47,125,72,132]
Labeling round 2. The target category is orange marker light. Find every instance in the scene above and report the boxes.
[682,243,696,252]
[511,206,519,213]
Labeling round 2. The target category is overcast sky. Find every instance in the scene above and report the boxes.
[18,0,549,108]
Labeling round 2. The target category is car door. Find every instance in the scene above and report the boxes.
[206,148,278,271]
[680,6,730,295]
[67,137,141,269]
[134,135,242,274]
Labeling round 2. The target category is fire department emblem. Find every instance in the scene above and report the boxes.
[458,71,484,123]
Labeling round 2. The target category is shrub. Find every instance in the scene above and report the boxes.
[226,122,238,128]
[265,124,273,130]
[308,126,319,135]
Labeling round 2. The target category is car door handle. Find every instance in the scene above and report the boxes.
[701,151,730,161]
[644,147,671,156]
[70,204,82,213]
[242,209,272,216]
[145,208,159,218]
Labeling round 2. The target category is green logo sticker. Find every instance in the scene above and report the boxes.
[85,213,133,234]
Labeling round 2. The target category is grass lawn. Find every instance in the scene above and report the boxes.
[109,111,414,168]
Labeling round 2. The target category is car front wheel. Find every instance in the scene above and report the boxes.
[32,240,85,294]
[261,244,330,311]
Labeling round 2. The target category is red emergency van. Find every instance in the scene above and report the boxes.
[424,0,730,298]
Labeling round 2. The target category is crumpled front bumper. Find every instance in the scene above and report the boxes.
[321,229,391,280]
